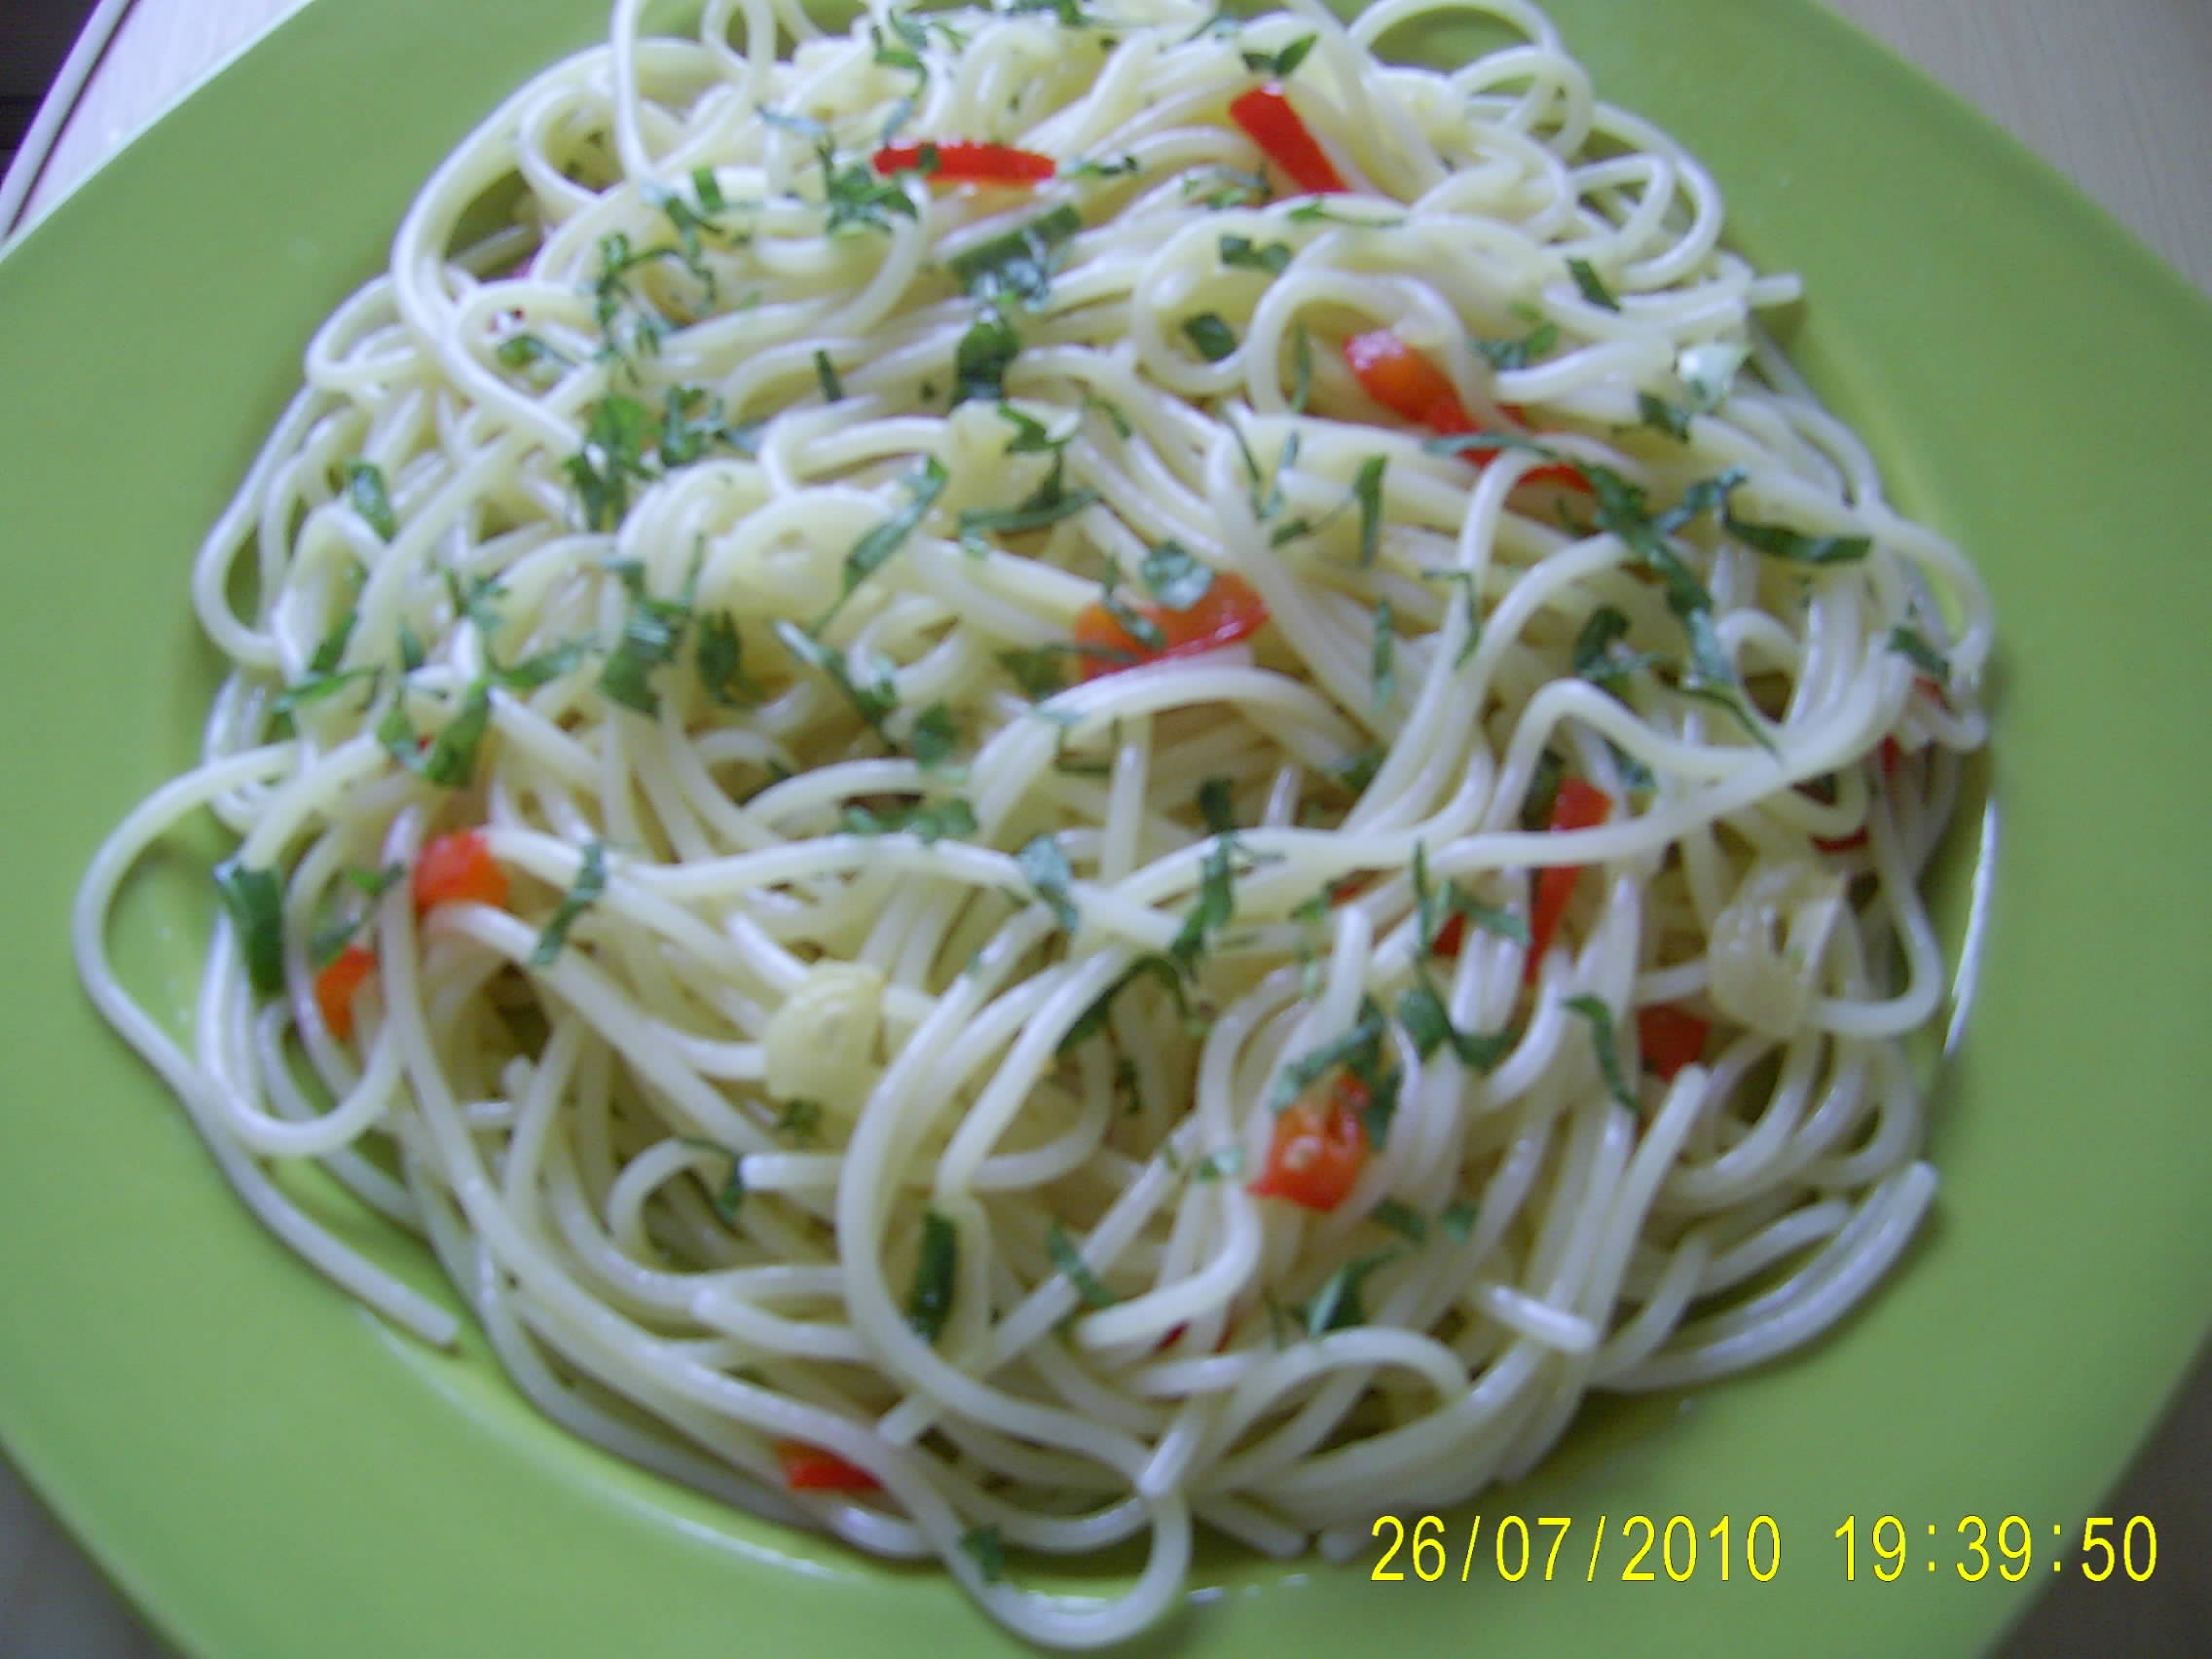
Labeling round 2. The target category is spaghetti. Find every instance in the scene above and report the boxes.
[75,0,1993,1643]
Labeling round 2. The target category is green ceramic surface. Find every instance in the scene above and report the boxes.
[2,1,2208,1654]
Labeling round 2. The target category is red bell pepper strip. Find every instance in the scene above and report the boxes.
[1228,86,1346,195]
[413,830,508,914]
[774,1440,881,1492]
[1341,330,1589,490]
[1071,571,1268,681]
[1636,1004,1709,1081]
[313,943,377,1041]
[869,140,1055,182]
[1524,777,1610,984]
[1249,1074,1369,1212]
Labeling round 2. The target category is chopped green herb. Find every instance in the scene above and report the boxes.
[691,165,725,212]
[1219,234,1293,276]
[775,622,900,740]
[1351,456,1386,567]
[275,665,379,717]
[1412,841,1528,949]
[813,348,845,403]
[907,1210,958,1342]
[1470,320,1558,372]
[1655,466,1748,535]
[397,622,425,673]
[824,150,920,233]
[342,461,398,541]
[956,452,1098,545]
[1605,737,1655,794]
[1016,833,1081,932]
[1564,994,1638,1111]
[1395,980,1515,1070]
[1419,567,1484,668]
[1572,461,1777,753]
[947,205,1081,306]
[1097,586,1164,650]
[585,231,679,367]
[695,610,762,706]
[1140,539,1214,610]
[1270,997,1386,1111]
[776,1099,823,1144]
[1566,257,1619,312]
[1083,392,1133,438]
[1371,1198,1428,1243]
[424,679,496,786]
[309,862,404,968]
[711,1146,746,1221]
[1188,167,1272,210]
[1112,1052,1142,1114]
[1167,837,1237,968]
[839,796,978,843]
[960,1525,1006,1584]
[531,840,608,965]
[996,404,1068,454]
[1329,743,1384,795]
[1284,200,1402,228]
[1240,33,1316,78]
[1305,1249,1400,1336]
[1722,507,1872,565]
[907,702,961,773]
[1572,605,1647,691]
[1046,1221,1120,1309]
[1440,1198,1479,1242]
[492,642,587,691]
[1370,599,1396,709]
[1182,313,1238,362]
[1005,0,1092,25]
[1057,954,1190,1051]
[1521,748,1566,830]
[1888,624,1952,684]
[211,858,285,997]
[563,393,657,532]
[643,183,724,294]
[952,309,1023,406]
[819,455,950,628]
[1197,775,1239,838]
[1192,1144,1246,1181]
[870,18,926,71]
[443,571,505,640]
[495,332,573,374]
[1063,154,1140,179]
[1636,391,1693,442]
[995,645,1076,698]
[599,559,695,716]
[380,679,495,788]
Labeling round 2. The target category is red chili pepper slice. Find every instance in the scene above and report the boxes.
[313,944,377,1040]
[869,140,1055,182]
[1248,1074,1369,1212]
[1070,572,1268,681]
[1227,86,1346,195]
[1525,778,1611,984]
[1636,1004,1710,1081]
[774,1440,881,1492]
[413,830,508,914]
[1341,330,1589,490]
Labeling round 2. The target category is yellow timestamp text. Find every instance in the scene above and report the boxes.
[1834,1515,2158,1582]
[1371,1513,1783,1584]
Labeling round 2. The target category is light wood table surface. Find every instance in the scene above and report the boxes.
[5,3,2210,1656]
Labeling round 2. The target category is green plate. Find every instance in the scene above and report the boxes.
[3,1,2208,1654]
